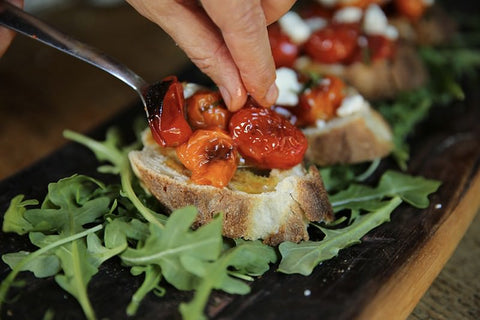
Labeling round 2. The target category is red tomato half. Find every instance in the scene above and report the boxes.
[229,107,308,169]
[146,76,192,147]
[304,23,360,64]
[268,23,300,68]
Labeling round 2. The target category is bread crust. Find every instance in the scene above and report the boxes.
[294,43,428,100]
[390,6,457,46]
[129,140,334,246]
[302,109,393,166]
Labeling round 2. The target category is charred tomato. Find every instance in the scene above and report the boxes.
[176,129,238,188]
[146,76,192,147]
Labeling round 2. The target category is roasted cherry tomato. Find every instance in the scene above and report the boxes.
[229,106,307,169]
[394,0,427,21]
[367,35,397,61]
[268,23,300,68]
[146,76,192,147]
[186,90,231,130]
[304,23,360,64]
[176,129,238,188]
[348,35,397,63]
[294,75,346,126]
[336,0,383,9]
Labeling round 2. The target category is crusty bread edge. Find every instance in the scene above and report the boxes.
[129,146,333,246]
[294,43,428,101]
[302,108,393,166]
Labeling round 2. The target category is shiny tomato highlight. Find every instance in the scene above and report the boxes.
[186,90,231,130]
[146,76,192,147]
[176,129,238,188]
[229,107,308,169]
[304,23,360,64]
[268,23,300,68]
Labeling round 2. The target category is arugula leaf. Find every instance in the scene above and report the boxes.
[376,88,434,170]
[330,170,441,212]
[64,129,168,228]
[278,197,402,275]
[120,206,223,291]
[126,265,164,316]
[2,195,37,235]
[0,175,116,320]
[179,239,277,320]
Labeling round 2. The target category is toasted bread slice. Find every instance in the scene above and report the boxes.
[302,98,393,166]
[129,131,333,246]
[295,43,428,100]
[390,6,456,46]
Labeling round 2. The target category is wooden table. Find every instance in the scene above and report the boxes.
[0,3,479,319]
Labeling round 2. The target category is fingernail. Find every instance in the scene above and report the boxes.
[265,83,278,106]
[218,86,231,109]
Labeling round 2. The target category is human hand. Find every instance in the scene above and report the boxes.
[0,0,23,57]
[126,0,296,111]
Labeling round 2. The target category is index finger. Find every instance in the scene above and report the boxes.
[200,0,290,107]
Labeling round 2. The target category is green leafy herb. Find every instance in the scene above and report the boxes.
[0,175,117,320]
[277,170,441,275]
[330,170,442,212]
[179,239,277,320]
[63,129,168,228]
[279,197,402,275]
[376,41,480,169]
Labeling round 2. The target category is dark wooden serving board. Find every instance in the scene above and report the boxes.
[1,62,479,319]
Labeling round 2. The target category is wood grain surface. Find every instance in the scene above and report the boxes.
[0,2,479,319]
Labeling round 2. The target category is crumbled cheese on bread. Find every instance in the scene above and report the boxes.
[275,67,302,106]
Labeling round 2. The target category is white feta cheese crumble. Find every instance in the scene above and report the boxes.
[435,203,442,209]
[315,119,327,128]
[275,67,302,106]
[304,17,328,32]
[385,25,399,40]
[304,289,312,296]
[363,4,399,40]
[333,6,363,24]
[279,11,312,44]
[183,82,202,99]
[336,93,368,117]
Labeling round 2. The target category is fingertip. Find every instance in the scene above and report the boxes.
[265,82,279,106]
[220,86,247,112]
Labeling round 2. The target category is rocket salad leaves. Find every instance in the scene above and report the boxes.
[0,127,440,320]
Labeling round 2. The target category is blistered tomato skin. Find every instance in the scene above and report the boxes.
[176,129,238,188]
[295,75,346,126]
[146,76,193,147]
[186,90,231,130]
[268,23,300,68]
[229,107,308,169]
[304,24,360,64]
